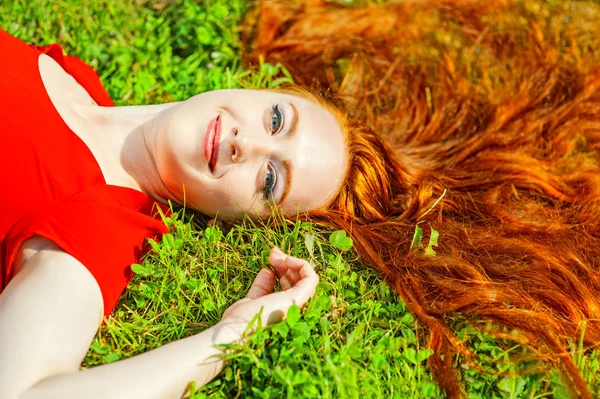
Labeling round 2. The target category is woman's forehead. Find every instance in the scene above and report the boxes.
[277,93,349,213]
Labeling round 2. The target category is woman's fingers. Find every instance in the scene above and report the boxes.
[245,268,276,299]
[269,246,286,266]
[270,247,318,300]
[272,248,311,272]
[288,262,319,303]
[251,267,318,323]
[222,261,319,328]
[268,247,319,305]
[269,247,308,290]
[269,247,293,289]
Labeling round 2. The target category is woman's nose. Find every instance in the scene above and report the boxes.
[231,129,270,163]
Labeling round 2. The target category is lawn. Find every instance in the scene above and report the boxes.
[2,0,600,397]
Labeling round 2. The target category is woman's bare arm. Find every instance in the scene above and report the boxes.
[0,243,317,399]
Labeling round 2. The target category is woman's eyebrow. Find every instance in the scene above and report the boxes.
[287,102,299,137]
[277,159,292,206]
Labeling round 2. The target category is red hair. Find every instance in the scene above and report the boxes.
[244,0,600,397]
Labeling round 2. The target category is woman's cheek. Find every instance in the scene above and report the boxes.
[217,179,257,218]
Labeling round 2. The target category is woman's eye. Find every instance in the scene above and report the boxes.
[263,162,277,200]
[270,104,284,134]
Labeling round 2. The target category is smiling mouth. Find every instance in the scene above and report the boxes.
[204,115,221,173]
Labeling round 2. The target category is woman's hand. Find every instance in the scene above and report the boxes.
[220,247,319,331]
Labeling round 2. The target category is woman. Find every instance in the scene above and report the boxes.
[3,0,600,397]
[243,0,600,397]
[0,29,349,398]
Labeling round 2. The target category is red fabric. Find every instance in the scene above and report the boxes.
[0,30,169,317]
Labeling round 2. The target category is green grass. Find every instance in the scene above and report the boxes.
[2,0,600,397]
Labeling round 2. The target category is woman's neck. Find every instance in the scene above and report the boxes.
[80,103,181,204]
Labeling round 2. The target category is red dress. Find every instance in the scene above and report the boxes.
[0,30,169,317]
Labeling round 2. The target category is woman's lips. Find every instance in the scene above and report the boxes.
[204,115,221,173]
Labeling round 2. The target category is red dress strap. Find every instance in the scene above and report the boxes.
[32,43,114,107]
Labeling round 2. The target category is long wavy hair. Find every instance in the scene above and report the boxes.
[242,0,600,397]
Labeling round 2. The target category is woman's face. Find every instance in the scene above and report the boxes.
[149,89,348,220]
